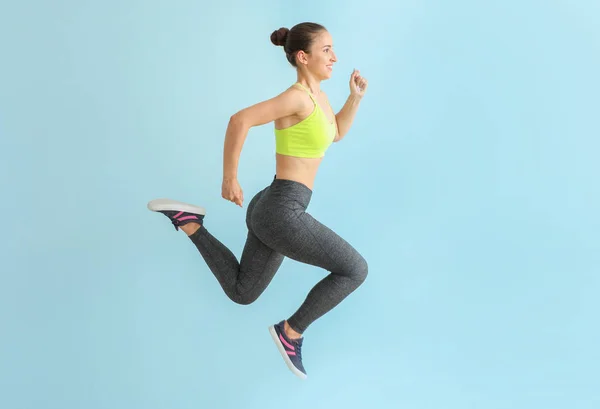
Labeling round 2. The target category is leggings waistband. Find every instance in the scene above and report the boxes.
[269,175,313,208]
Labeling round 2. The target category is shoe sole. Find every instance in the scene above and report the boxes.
[147,198,206,215]
[268,325,307,380]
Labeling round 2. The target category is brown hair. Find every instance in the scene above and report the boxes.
[270,22,327,67]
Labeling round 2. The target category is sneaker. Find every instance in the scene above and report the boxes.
[147,198,206,231]
[269,321,307,379]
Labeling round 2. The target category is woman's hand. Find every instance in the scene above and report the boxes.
[350,69,368,98]
[222,177,244,207]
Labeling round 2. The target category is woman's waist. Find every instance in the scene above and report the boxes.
[275,153,321,190]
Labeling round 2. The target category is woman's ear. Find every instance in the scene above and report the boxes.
[296,50,309,66]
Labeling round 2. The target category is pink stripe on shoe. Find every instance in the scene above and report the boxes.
[279,334,295,351]
[177,215,198,221]
[173,211,184,219]
[286,351,296,356]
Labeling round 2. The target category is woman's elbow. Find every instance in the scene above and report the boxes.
[228,112,249,131]
[229,111,242,125]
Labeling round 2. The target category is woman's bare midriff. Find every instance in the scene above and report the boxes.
[275,153,323,190]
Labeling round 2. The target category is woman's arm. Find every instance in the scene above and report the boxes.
[332,69,369,142]
[223,88,304,180]
[221,88,304,207]
[334,93,362,142]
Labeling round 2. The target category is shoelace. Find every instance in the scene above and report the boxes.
[294,339,303,360]
[163,212,182,230]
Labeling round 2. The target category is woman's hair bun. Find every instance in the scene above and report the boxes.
[270,27,289,47]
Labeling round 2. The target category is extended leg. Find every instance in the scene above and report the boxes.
[259,211,368,334]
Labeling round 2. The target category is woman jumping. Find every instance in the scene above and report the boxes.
[147,22,369,379]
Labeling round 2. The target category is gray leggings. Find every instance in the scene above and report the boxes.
[188,177,368,334]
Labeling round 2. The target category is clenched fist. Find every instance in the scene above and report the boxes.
[222,177,244,207]
[350,69,368,98]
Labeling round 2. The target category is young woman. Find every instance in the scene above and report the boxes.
[147,22,368,379]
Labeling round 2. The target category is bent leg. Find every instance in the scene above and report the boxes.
[189,226,284,304]
[254,209,368,334]
[187,186,285,304]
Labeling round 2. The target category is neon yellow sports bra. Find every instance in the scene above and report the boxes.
[275,83,337,158]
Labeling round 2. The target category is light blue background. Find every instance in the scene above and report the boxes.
[1,0,599,408]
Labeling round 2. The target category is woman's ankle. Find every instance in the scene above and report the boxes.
[284,320,303,340]
[180,222,201,236]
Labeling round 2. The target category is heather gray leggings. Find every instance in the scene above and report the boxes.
[188,177,368,334]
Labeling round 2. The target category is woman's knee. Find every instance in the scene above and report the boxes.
[353,254,369,284]
[340,252,368,285]
[231,290,260,306]
[233,296,256,306]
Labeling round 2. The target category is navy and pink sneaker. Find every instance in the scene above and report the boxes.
[147,198,206,231]
[269,321,307,379]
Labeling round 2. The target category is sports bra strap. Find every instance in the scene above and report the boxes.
[293,82,317,103]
